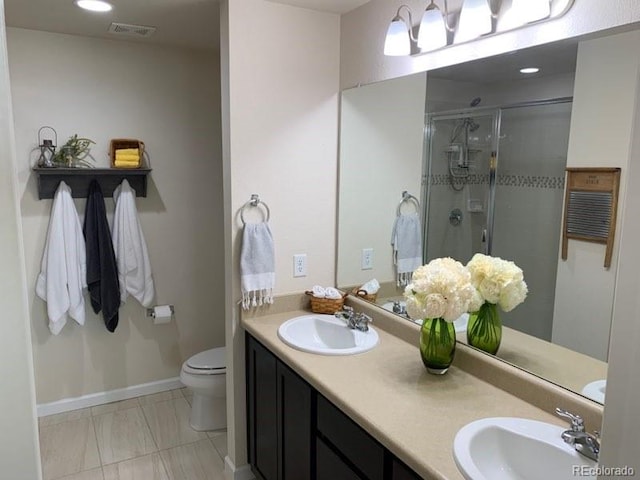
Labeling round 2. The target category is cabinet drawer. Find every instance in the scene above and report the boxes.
[317,395,384,480]
[391,456,423,480]
[316,437,362,480]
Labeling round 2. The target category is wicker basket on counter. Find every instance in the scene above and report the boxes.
[352,288,378,303]
[305,291,347,314]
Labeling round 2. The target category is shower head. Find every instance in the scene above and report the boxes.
[470,97,482,107]
[465,117,480,132]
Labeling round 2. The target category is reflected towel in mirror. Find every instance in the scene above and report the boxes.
[391,213,423,287]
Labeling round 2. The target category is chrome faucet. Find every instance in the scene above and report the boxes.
[335,306,373,332]
[555,408,600,462]
[392,300,407,316]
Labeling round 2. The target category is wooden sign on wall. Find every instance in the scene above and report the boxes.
[562,168,621,268]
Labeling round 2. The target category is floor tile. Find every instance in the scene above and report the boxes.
[94,407,157,465]
[207,431,227,458]
[160,439,225,480]
[91,398,140,416]
[103,453,169,480]
[138,389,183,406]
[39,417,101,480]
[142,398,207,450]
[58,468,104,480]
[39,408,92,428]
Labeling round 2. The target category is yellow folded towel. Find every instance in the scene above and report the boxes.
[115,154,140,163]
[114,159,140,168]
[116,148,139,156]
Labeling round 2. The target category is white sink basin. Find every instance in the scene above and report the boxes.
[581,380,606,403]
[278,314,379,355]
[453,417,597,480]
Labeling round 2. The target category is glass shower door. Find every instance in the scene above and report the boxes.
[424,110,499,264]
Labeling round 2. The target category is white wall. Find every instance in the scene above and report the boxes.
[222,0,340,474]
[0,5,41,478]
[552,31,640,361]
[599,59,640,476]
[8,28,224,404]
[337,72,426,288]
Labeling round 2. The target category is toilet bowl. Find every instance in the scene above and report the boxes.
[180,346,226,431]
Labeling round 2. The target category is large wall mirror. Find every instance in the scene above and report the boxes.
[337,26,640,405]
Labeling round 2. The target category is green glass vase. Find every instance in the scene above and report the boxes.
[467,302,502,355]
[419,318,456,374]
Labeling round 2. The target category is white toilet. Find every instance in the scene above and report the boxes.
[180,346,226,431]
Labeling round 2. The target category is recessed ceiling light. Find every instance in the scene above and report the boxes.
[75,0,113,12]
[520,67,540,74]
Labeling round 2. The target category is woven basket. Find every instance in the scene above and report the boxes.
[352,288,377,303]
[110,138,145,169]
[305,291,346,314]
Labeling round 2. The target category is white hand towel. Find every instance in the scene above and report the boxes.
[311,285,327,298]
[324,287,342,300]
[359,279,380,295]
[391,213,423,287]
[112,180,155,307]
[241,222,275,310]
[35,181,87,335]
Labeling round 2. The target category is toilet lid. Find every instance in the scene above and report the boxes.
[186,347,226,371]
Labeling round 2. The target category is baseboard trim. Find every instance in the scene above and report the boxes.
[37,377,183,417]
[224,456,255,480]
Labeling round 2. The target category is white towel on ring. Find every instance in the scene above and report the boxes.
[391,213,423,287]
[241,222,275,309]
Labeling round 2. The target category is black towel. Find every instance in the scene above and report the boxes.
[84,180,120,332]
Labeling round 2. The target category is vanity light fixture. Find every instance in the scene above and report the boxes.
[511,0,551,24]
[417,1,452,52]
[520,67,540,74]
[455,0,493,43]
[74,0,113,13]
[384,5,416,56]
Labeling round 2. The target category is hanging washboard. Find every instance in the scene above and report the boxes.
[562,168,621,268]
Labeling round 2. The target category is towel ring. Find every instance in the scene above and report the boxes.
[241,194,271,224]
[397,191,421,216]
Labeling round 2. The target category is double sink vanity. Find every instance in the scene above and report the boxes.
[242,294,603,480]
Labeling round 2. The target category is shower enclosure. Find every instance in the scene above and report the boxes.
[423,99,573,341]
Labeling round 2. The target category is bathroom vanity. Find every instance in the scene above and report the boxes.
[242,295,603,480]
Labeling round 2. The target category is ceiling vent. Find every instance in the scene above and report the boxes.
[108,22,156,38]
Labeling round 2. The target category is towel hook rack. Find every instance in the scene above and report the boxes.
[397,191,421,216]
[241,194,271,224]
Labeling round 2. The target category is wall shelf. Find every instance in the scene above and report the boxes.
[33,167,152,199]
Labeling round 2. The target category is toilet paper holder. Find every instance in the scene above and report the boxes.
[146,305,175,318]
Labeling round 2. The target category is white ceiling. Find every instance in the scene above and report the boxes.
[265,0,370,14]
[429,39,579,84]
[4,0,221,51]
[3,0,370,51]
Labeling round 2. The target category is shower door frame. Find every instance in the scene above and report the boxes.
[421,97,573,262]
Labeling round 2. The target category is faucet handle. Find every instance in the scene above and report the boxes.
[555,408,585,432]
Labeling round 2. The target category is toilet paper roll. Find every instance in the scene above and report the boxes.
[152,305,173,325]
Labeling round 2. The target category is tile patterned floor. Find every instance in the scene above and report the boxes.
[38,388,227,480]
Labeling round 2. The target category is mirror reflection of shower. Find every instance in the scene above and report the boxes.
[446,97,482,191]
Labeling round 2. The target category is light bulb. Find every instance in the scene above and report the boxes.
[417,5,447,52]
[384,17,411,56]
[456,0,492,43]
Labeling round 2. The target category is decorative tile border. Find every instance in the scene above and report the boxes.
[429,174,565,189]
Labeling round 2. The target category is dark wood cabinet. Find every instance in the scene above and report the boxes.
[246,332,423,480]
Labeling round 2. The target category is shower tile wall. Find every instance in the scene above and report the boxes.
[426,117,493,265]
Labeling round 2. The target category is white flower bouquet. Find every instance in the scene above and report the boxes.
[404,257,476,322]
[466,253,528,312]
[465,253,528,355]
